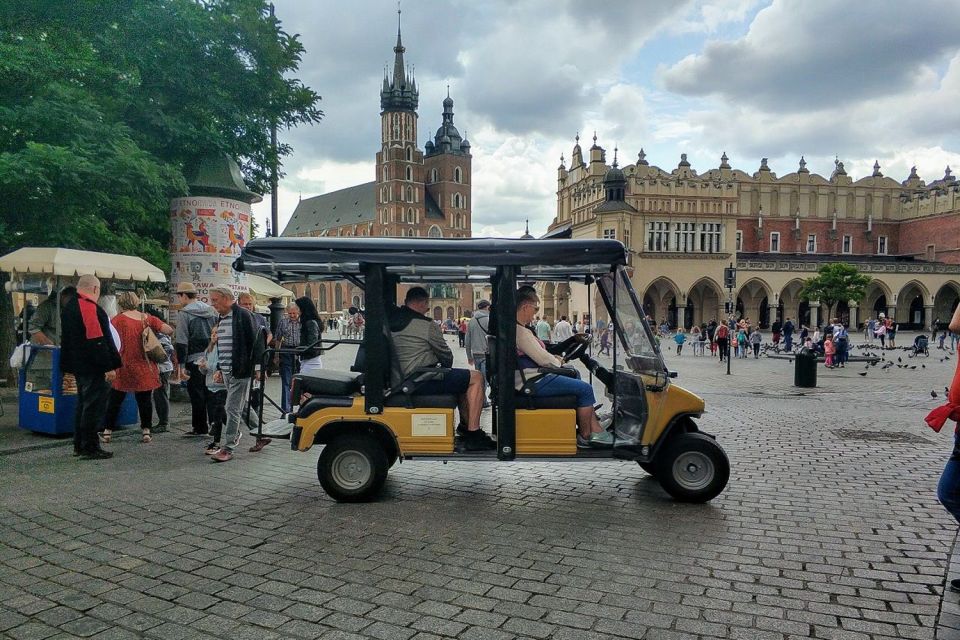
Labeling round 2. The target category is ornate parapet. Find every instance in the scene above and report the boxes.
[736,257,960,274]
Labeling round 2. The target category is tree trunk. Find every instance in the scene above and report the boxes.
[0,272,15,386]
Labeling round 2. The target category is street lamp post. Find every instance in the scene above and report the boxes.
[724,263,737,376]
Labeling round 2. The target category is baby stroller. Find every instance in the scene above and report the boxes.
[913,334,930,357]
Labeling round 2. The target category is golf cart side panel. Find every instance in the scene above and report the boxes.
[641,385,705,447]
[294,399,456,454]
[515,410,578,455]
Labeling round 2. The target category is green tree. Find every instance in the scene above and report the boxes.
[0,0,323,380]
[800,263,871,321]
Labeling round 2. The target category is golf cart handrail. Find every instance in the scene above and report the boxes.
[235,237,627,283]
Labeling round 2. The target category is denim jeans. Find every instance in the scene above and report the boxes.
[938,433,960,525]
[279,354,296,413]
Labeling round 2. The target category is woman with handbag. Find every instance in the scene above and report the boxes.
[102,291,174,444]
[295,296,324,375]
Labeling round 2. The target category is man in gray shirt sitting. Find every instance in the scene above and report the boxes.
[388,287,492,451]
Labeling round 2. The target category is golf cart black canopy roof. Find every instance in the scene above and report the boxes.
[235,237,627,283]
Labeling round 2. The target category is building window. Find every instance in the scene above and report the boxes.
[700,223,722,253]
[428,225,442,238]
[405,147,412,162]
[647,221,670,252]
[430,168,438,183]
[674,222,696,252]
[806,234,817,253]
[769,232,780,253]
[407,207,414,223]
[735,230,743,252]
[405,186,413,202]
[602,228,616,240]
[405,166,412,181]
[927,244,936,261]
[878,236,888,255]
[453,193,462,209]
[454,167,462,183]
[842,235,853,254]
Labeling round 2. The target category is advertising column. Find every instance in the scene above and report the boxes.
[168,154,263,309]
[170,196,252,304]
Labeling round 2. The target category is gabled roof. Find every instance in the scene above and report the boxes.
[281,182,376,237]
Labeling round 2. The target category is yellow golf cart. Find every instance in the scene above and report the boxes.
[236,237,728,503]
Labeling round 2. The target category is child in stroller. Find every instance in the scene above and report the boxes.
[913,334,930,356]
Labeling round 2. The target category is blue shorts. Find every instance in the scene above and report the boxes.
[533,373,596,408]
[414,368,471,395]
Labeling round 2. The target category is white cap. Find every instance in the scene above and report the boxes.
[879,312,885,318]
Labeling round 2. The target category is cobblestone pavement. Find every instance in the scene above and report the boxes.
[2,331,959,639]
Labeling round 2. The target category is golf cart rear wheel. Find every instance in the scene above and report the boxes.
[317,435,388,503]
[656,432,729,503]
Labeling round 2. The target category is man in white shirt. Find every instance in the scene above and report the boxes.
[553,316,574,342]
[535,316,552,344]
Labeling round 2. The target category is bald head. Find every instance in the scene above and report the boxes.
[76,274,101,301]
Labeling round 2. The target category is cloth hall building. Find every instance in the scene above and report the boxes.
[547,135,960,331]
[280,17,474,320]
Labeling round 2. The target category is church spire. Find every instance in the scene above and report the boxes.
[381,5,418,112]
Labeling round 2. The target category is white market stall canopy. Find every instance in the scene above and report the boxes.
[0,247,166,282]
[246,273,293,299]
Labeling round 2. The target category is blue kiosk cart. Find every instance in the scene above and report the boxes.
[1,248,167,435]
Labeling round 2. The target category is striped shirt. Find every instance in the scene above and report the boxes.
[216,311,234,374]
[276,316,301,347]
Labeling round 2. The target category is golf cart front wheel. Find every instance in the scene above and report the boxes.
[317,435,389,503]
[656,432,729,503]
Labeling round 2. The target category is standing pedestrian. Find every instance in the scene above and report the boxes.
[932,304,960,588]
[174,282,218,437]
[536,315,552,345]
[771,318,782,346]
[690,325,702,356]
[465,300,491,407]
[207,286,266,463]
[553,316,573,342]
[888,317,898,348]
[782,317,795,352]
[152,331,175,433]
[834,321,848,368]
[749,327,762,358]
[876,313,887,348]
[60,275,121,460]
[101,291,173,444]
[199,336,227,455]
[295,296,324,375]
[715,322,730,362]
[238,292,272,346]
[673,328,686,355]
[274,303,301,414]
[824,334,835,368]
[736,327,748,358]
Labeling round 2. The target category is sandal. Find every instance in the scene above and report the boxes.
[100,430,112,444]
[141,430,152,443]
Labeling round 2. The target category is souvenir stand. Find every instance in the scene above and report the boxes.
[1,248,166,435]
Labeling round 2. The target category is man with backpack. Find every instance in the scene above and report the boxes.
[174,282,219,437]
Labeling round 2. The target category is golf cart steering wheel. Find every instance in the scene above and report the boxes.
[561,333,591,362]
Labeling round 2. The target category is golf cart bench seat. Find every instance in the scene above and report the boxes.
[384,394,459,408]
[295,370,362,396]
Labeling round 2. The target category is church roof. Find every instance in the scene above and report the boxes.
[282,181,444,237]
[282,182,376,237]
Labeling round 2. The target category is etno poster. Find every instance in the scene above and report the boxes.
[169,196,251,305]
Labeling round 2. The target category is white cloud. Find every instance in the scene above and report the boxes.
[660,0,960,110]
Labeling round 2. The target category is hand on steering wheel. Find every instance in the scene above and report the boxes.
[563,333,590,362]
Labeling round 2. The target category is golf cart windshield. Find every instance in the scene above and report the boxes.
[600,267,666,377]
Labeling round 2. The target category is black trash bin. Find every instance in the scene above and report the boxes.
[794,347,817,388]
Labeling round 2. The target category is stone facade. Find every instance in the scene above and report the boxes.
[549,136,960,330]
[281,15,474,320]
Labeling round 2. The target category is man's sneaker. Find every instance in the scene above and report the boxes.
[211,449,233,463]
[182,431,207,438]
[463,429,496,451]
[152,424,168,434]
[79,449,113,460]
[951,578,960,592]
[456,423,469,437]
[231,430,242,448]
[577,431,615,448]
[249,438,271,453]
[204,442,220,455]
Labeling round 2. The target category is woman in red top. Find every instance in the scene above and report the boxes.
[102,291,173,443]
